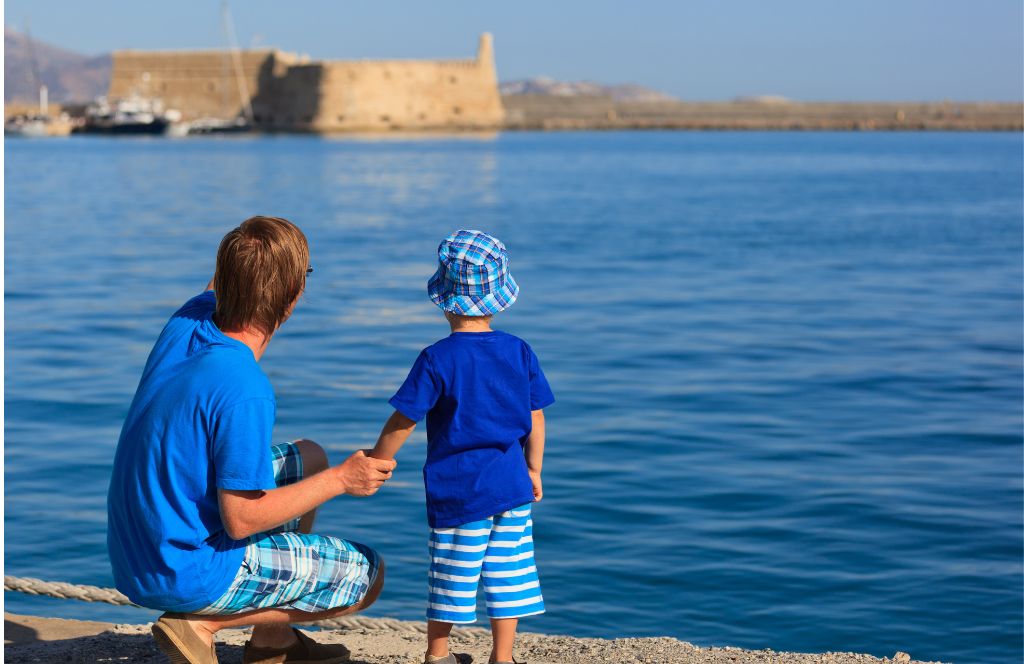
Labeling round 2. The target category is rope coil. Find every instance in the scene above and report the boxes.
[4,575,490,637]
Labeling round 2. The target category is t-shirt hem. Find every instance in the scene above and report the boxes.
[428,494,536,529]
[123,549,244,613]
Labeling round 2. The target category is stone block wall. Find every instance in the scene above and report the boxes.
[107,34,504,131]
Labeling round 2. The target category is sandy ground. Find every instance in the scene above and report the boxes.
[3,612,941,664]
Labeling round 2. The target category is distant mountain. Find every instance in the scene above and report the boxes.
[500,77,678,103]
[4,27,110,103]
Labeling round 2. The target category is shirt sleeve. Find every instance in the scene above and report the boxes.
[527,346,555,410]
[212,397,277,490]
[388,350,442,422]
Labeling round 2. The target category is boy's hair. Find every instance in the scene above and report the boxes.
[213,216,309,336]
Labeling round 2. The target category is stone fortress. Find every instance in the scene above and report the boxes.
[100,31,1021,134]
[107,34,504,132]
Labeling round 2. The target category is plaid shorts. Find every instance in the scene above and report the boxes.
[194,441,381,615]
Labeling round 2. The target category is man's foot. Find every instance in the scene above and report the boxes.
[242,627,351,664]
[151,613,218,664]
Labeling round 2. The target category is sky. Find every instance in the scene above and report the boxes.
[4,0,1023,101]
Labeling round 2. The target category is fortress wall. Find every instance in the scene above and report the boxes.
[107,35,504,132]
[278,34,504,132]
[108,49,299,120]
[313,59,503,130]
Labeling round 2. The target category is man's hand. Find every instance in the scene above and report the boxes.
[335,449,396,497]
[529,470,543,502]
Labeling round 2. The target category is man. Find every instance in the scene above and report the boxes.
[108,216,396,664]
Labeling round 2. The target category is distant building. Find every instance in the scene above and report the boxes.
[107,34,504,132]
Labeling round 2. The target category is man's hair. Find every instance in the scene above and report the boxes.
[213,216,309,337]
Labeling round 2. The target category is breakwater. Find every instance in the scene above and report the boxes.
[501,95,1024,131]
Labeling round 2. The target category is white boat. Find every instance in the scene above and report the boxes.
[5,113,50,137]
[75,95,181,135]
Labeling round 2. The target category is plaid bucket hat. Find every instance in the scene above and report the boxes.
[428,230,519,316]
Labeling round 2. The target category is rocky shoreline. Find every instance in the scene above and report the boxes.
[4,612,944,664]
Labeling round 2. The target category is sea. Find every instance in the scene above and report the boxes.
[4,131,1022,664]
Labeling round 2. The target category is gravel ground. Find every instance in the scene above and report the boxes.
[3,613,942,664]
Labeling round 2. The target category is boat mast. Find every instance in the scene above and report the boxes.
[221,1,254,122]
[24,19,48,115]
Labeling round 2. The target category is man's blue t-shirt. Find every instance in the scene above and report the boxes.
[389,330,555,528]
[107,291,276,612]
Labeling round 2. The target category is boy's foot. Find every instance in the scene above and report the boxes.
[151,613,218,664]
[242,628,350,664]
[424,653,472,664]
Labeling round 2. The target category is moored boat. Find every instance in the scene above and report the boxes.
[74,95,181,135]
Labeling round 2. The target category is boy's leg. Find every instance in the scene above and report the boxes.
[482,505,544,662]
[426,517,492,659]
[426,620,455,659]
[490,618,518,663]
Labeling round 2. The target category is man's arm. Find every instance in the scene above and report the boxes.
[369,410,417,461]
[525,409,545,502]
[218,450,396,540]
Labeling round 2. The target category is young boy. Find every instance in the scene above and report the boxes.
[370,229,554,664]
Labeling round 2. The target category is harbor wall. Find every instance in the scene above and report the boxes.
[106,35,504,131]
[501,95,1024,131]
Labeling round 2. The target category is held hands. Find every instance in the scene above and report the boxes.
[529,470,543,502]
[335,449,396,497]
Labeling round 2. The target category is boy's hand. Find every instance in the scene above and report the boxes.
[529,470,543,502]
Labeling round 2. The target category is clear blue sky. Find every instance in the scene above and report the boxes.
[5,0,1023,101]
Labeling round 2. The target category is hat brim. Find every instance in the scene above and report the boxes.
[428,268,519,316]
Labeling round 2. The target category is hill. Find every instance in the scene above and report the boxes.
[4,27,110,103]
[500,77,677,103]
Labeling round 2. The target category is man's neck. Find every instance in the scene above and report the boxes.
[221,327,271,360]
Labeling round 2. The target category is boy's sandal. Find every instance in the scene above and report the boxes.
[489,659,526,664]
[424,653,473,664]
[151,613,218,664]
[242,627,351,663]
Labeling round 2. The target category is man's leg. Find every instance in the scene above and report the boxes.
[293,439,327,534]
[229,438,332,650]
[160,556,385,657]
[188,440,374,650]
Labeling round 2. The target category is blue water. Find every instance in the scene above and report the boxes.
[5,132,1022,663]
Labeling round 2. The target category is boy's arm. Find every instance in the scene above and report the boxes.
[525,409,545,501]
[369,410,418,460]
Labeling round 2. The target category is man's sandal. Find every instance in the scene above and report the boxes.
[242,627,351,664]
[151,613,218,664]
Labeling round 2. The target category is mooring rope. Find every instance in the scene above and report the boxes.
[3,575,491,637]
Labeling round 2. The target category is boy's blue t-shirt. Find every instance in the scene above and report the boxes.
[107,291,277,612]
[389,330,555,528]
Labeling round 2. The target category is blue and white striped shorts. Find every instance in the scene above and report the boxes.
[427,504,544,624]
[195,442,381,615]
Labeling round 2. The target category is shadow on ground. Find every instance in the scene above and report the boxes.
[3,628,375,664]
